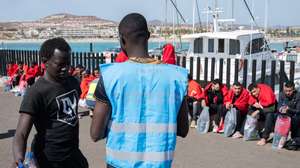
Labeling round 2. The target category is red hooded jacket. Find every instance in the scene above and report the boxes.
[188,80,203,100]
[224,87,250,114]
[9,64,19,77]
[25,65,39,81]
[201,82,228,105]
[162,44,176,65]
[115,51,128,63]
[248,84,276,107]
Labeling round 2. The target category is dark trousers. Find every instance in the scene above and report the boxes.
[34,149,89,168]
[290,115,300,139]
[12,75,21,87]
[248,106,276,139]
[187,98,202,121]
[209,104,227,126]
[235,109,247,133]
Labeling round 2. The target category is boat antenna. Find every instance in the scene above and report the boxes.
[242,0,270,50]
[242,0,258,27]
[169,0,186,23]
[195,0,203,32]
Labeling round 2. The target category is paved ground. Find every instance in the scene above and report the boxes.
[1,88,300,168]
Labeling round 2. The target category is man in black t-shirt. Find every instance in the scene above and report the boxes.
[12,38,88,168]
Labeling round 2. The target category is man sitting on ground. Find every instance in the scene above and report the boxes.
[278,81,300,150]
[187,74,203,128]
[248,83,277,146]
[201,79,228,133]
[224,82,249,138]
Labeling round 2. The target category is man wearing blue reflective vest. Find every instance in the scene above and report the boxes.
[90,13,189,168]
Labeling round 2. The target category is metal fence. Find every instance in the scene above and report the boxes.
[0,49,296,92]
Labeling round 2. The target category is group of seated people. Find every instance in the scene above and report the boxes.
[188,75,300,150]
[4,61,45,95]
[4,61,100,105]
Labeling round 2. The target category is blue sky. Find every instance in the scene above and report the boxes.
[1,0,299,26]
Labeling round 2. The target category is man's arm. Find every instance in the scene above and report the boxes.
[12,113,33,166]
[177,97,189,138]
[90,100,111,142]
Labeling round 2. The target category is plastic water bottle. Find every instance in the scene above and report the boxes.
[17,160,25,168]
[23,152,37,168]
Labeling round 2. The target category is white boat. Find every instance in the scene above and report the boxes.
[180,0,292,93]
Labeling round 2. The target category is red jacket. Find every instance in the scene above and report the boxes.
[188,80,203,100]
[201,82,228,105]
[25,65,39,81]
[8,64,19,77]
[162,44,176,65]
[80,75,97,99]
[224,87,250,114]
[248,84,276,107]
[115,51,128,63]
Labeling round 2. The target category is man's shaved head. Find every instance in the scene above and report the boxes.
[119,13,150,44]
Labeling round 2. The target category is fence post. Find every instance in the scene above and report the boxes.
[96,53,100,67]
[157,55,161,61]
[226,58,231,87]
[196,57,200,81]
[261,60,266,83]
[279,61,285,92]
[87,52,91,71]
[219,58,223,83]
[252,60,257,84]
[270,60,276,91]
[204,57,208,83]
[182,56,186,68]
[189,57,194,77]
[91,53,95,71]
[100,53,105,64]
[80,52,83,66]
[211,58,215,81]
[234,59,239,83]
[290,61,295,82]
[110,53,114,63]
[177,56,181,66]
[242,59,248,87]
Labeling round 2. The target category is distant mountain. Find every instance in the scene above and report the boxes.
[40,13,117,24]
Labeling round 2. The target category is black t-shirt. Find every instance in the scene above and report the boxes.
[19,76,81,161]
[94,76,110,104]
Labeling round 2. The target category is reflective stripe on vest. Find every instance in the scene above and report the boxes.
[106,148,174,162]
[109,121,177,133]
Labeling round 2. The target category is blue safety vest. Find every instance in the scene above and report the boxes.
[100,62,188,168]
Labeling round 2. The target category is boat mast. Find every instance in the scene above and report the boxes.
[264,0,269,35]
[193,0,196,34]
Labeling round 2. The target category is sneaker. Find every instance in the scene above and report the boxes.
[190,120,196,128]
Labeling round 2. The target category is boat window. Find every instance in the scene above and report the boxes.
[246,38,265,54]
[229,39,240,55]
[218,39,224,53]
[208,39,214,53]
[194,38,203,53]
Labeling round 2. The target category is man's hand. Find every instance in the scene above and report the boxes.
[280,106,288,114]
[225,102,232,110]
[251,110,260,118]
[253,102,263,109]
